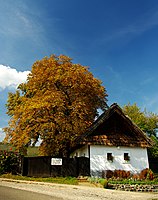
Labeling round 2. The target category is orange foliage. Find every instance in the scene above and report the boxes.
[4,55,108,156]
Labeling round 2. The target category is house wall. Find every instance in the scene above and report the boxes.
[71,145,149,177]
[90,145,149,177]
[71,145,89,158]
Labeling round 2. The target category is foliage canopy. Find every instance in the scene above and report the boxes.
[4,55,108,156]
[122,103,158,158]
[122,103,158,138]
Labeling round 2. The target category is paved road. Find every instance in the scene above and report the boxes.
[0,186,63,200]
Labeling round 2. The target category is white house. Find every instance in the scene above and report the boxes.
[71,103,152,177]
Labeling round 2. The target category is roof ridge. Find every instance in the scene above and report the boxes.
[75,103,153,147]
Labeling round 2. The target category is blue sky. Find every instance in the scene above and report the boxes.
[0,0,158,140]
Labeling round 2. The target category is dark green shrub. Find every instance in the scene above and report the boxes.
[0,150,21,175]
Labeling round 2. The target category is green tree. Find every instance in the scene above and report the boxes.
[122,103,158,138]
[122,103,158,158]
[4,55,108,156]
[148,135,158,158]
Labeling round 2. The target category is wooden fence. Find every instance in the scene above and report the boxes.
[22,156,90,177]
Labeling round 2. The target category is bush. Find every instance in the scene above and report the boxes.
[99,179,108,188]
[0,150,21,175]
[138,168,154,180]
[113,170,131,179]
[102,170,131,179]
[102,169,155,181]
[102,170,113,179]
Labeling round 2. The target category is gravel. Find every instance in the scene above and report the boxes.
[0,178,158,200]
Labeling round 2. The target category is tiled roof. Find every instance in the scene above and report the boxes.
[75,103,153,148]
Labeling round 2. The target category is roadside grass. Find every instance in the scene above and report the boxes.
[1,174,158,188]
[0,173,78,185]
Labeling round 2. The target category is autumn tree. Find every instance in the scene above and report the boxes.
[122,103,158,158]
[4,55,108,156]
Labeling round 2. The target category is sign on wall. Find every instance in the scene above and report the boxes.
[51,158,62,165]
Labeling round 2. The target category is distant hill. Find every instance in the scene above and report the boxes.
[0,142,16,151]
[27,146,39,157]
[0,143,39,156]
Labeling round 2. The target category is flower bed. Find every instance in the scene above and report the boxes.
[108,183,158,192]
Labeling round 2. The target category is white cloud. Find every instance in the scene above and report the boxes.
[0,128,5,141]
[0,65,30,90]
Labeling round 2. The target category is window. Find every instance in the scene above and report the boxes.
[107,153,113,162]
[124,153,130,161]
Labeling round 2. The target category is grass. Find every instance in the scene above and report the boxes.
[0,173,78,185]
[1,174,158,188]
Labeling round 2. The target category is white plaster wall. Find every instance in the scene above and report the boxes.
[90,145,149,177]
[70,145,89,158]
